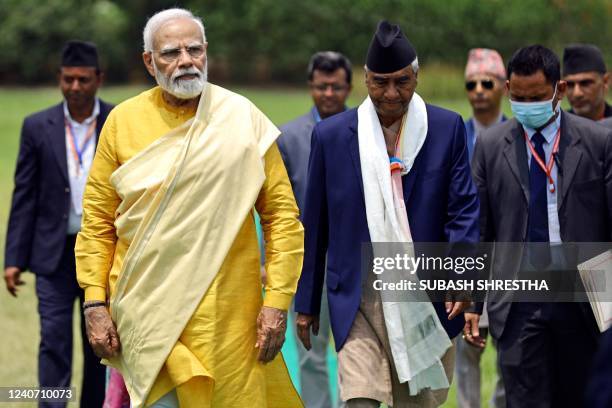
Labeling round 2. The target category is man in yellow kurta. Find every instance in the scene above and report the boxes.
[75,8,304,408]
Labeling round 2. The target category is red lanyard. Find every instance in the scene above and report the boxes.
[65,118,96,175]
[524,128,561,193]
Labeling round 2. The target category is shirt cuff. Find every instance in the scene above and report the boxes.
[84,286,107,302]
[263,291,293,311]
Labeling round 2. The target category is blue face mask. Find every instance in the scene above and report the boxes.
[510,85,559,129]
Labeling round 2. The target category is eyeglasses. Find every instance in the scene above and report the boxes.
[465,79,495,91]
[154,44,206,62]
[311,83,349,93]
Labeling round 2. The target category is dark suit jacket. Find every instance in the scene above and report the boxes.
[277,108,317,214]
[472,111,612,339]
[5,100,114,275]
[587,327,612,407]
[294,105,480,350]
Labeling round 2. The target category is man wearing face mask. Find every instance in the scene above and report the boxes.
[471,45,612,407]
[75,8,304,407]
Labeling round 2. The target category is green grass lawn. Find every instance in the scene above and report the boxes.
[0,84,501,407]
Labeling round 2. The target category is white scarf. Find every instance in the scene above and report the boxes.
[357,93,452,395]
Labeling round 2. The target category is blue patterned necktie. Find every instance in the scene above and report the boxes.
[527,132,550,269]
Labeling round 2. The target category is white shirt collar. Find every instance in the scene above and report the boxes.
[63,98,100,125]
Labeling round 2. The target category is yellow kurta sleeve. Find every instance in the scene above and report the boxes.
[256,143,304,311]
[75,110,121,302]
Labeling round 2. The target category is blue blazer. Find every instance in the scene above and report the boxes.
[4,100,114,275]
[294,105,480,350]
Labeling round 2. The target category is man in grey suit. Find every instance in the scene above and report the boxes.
[469,45,612,407]
[277,51,352,408]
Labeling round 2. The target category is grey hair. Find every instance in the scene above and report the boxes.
[143,8,206,52]
[411,57,419,74]
[364,57,419,75]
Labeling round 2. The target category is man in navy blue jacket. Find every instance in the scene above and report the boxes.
[294,21,479,407]
[4,41,112,408]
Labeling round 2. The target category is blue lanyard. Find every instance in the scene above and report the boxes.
[65,118,96,168]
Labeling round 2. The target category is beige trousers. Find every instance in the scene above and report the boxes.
[338,281,455,408]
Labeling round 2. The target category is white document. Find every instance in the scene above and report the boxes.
[578,249,612,332]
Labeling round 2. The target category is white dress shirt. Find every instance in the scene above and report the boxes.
[63,99,99,235]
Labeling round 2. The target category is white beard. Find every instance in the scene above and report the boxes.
[153,60,207,99]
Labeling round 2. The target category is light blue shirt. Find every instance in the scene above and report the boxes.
[523,111,562,243]
[312,106,322,123]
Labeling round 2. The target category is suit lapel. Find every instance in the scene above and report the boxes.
[402,154,419,203]
[50,100,112,181]
[557,112,582,210]
[95,103,105,148]
[466,119,475,159]
[348,120,365,201]
[94,100,113,149]
[502,123,530,203]
[47,104,69,184]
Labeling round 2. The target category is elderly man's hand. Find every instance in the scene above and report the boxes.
[83,302,121,358]
[295,313,319,351]
[255,306,287,363]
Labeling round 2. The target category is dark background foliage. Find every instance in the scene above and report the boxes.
[1,0,611,84]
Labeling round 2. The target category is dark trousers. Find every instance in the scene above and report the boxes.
[35,235,105,408]
[496,302,598,408]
